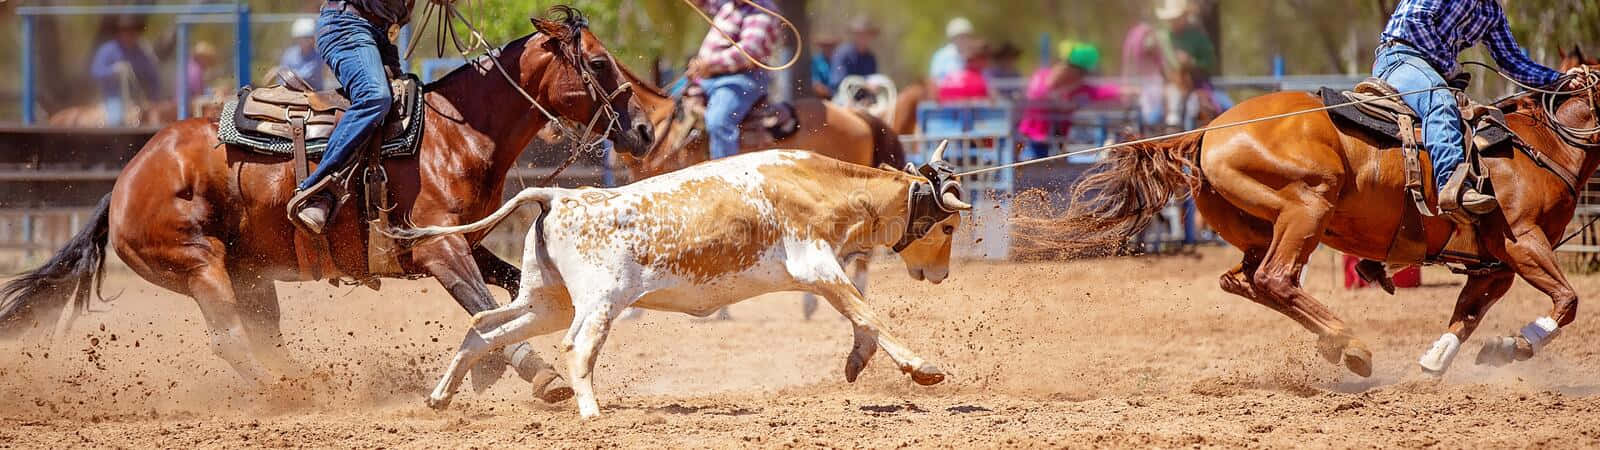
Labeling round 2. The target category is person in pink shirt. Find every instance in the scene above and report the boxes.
[1016,41,1120,159]
[935,41,991,102]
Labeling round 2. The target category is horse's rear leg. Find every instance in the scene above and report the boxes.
[188,264,278,385]
[1417,269,1513,374]
[1476,229,1577,367]
[1256,199,1372,376]
[233,274,301,377]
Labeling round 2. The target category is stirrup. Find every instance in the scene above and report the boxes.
[287,176,339,234]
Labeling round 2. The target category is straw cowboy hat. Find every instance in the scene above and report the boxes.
[1155,0,1190,20]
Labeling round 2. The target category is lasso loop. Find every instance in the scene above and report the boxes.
[679,0,804,71]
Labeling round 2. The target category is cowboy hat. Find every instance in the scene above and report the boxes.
[1155,0,1190,20]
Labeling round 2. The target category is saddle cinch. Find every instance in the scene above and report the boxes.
[1317,77,1556,267]
[216,73,427,284]
[675,83,800,149]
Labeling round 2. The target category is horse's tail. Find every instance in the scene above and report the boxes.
[0,193,112,339]
[855,110,905,169]
[384,188,555,241]
[1048,133,1204,255]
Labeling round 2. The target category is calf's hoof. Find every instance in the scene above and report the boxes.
[536,376,575,404]
[425,395,452,411]
[909,362,945,386]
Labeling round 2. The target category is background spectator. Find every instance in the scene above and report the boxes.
[185,41,217,98]
[809,35,840,97]
[928,17,975,83]
[829,17,880,92]
[936,41,991,102]
[1121,16,1166,127]
[1017,41,1121,159]
[984,41,1024,99]
[90,15,163,127]
[277,17,327,89]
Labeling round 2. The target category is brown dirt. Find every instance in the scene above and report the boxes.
[3,247,1600,448]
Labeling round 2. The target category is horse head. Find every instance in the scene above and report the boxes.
[1547,45,1600,149]
[524,5,654,157]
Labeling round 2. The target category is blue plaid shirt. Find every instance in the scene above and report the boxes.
[1380,0,1561,87]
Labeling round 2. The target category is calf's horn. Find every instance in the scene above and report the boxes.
[941,192,972,211]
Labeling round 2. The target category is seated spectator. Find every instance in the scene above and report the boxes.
[829,17,880,92]
[91,15,163,127]
[810,35,840,97]
[936,41,992,102]
[1016,41,1121,159]
[278,17,327,89]
[186,41,218,98]
[984,42,1025,99]
[929,17,974,82]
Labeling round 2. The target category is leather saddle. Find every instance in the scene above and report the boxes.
[677,83,801,148]
[234,74,418,148]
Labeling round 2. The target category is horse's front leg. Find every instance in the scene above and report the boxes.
[1476,228,1578,367]
[412,235,571,401]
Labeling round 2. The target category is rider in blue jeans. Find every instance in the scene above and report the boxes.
[294,0,437,233]
[1375,0,1568,214]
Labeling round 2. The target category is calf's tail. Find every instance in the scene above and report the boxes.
[385,189,555,241]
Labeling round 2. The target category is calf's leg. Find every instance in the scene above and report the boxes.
[809,279,944,386]
[563,294,628,419]
[426,285,574,410]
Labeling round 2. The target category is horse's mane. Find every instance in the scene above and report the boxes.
[423,33,535,91]
[421,5,590,92]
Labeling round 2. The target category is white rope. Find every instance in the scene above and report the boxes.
[679,0,803,71]
[954,86,1457,178]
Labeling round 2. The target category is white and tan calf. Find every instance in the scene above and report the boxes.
[392,148,972,418]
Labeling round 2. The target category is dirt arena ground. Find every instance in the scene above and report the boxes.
[3,246,1600,448]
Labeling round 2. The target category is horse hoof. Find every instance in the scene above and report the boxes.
[910,362,945,386]
[425,396,452,411]
[1316,336,1346,365]
[537,378,575,404]
[1475,336,1517,367]
[1343,345,1373,377]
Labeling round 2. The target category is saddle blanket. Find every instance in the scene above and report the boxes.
[217,75,426,158]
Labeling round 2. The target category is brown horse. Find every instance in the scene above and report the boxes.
[0,7,654,397]
[1064,57,1600,377]
[615,66,904,182]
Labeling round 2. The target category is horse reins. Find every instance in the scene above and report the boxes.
[426,3,633,187]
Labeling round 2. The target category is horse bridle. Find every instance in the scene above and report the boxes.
[441,5,634,165]
[1478,61,1600,151]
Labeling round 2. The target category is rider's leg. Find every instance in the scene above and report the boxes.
[701,72,767,159]
[294,10,393,231]
[1374,44,1489,212]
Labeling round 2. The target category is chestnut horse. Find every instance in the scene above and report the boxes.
[1065,57,1600,377]
[0,7,654,397]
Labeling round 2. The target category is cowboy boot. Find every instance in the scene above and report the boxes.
[294,192,334,234]
[1459,188,1497,215]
